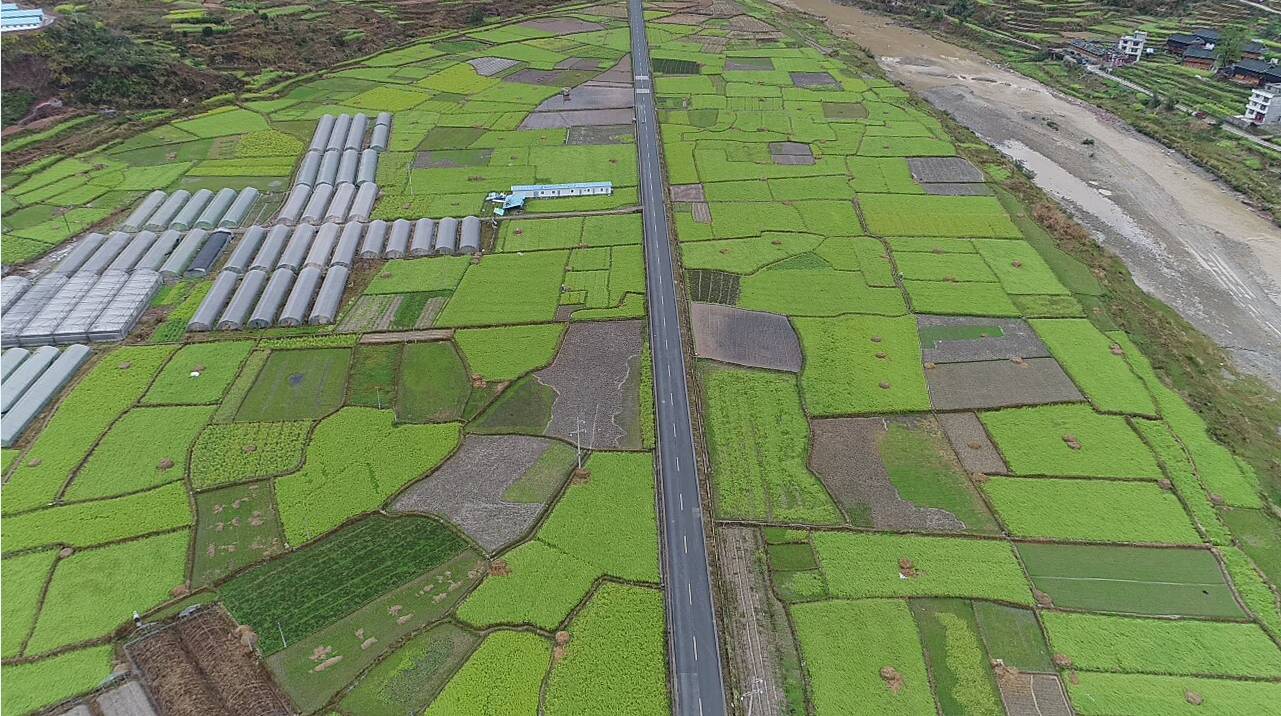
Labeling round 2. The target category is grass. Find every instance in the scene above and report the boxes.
[910,599,1004,716]
[468,375,556,435]
[791,599,937,715]
[3,345,175,514]
[1031,319,1157,416]
[0,644,113,716]
[455,324,564,381]
[142,340,254,405]
[972,602,1053,672]
[880,422,1000,533]
[192,481,284,586]
[978,404,1162,479]
[1041,611,1281,678]
[190,421,310,490]
[794,315,930,416]
[436,250,567,327]
[273,408,459,544]
[266,549,482,712]
[338,621,480,716]
[423,630,549,716]
[1017,543,1244,618]
[2,481,191,552]
[1,549,58,658]
[397,341,472,422]
[701,365,842,524]
[25,531,189,656]
[63,406,214,500]
[858,194,1021,238]
[544,583,669,716]
[364,256,471,294]
[1220,508,1281,588]
[221,514,466,655]
[1066,672,1281,716]
[811,531,1033,605]
[982,477,1202,544]
[347,343,400,408]
[235,348,351,422]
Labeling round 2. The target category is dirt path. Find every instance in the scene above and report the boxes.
[771,0,1281,388]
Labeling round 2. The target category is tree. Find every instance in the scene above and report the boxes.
[946,0,976,24]
[1216,24,1249,66]
[201,25,213,38]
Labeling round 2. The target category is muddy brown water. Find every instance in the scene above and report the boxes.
[771,0,1281,388]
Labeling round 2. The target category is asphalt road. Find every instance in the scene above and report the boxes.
[626,0,729,713]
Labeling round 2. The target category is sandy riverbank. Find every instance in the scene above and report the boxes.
[771,0,1281,387]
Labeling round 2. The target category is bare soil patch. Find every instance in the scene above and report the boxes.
[768,141,812,156]
[505,68,585,86]
[670,183,706,203]
[468,57,521,77]
[391,435,569,553]
[994,671,1073,716]
[127,607,290,716]
[567,124,634,145]
[790,71,838,87]
[917,315,1050,364]
[414,149,493,169]
[907,157,984,183]
[937,412,1008,475]
[518,17,603,34]
[359,329,452,344]
[921,182,991,196]
[725,57,774,70]
[655,12,709,24]
[809,417,965,531]
[556,57,606,71]
[520,108,635,129]
[926,357,1083,410]
[536,319,644,449]
[533,85,633,112]
[691,202,712,222]
[718,526,789,716]
[691,302,802,372]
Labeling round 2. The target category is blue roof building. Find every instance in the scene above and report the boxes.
[1,3,45,32]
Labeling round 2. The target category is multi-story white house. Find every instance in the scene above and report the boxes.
[1117,31,1148,63]
[1243,82,1281,125]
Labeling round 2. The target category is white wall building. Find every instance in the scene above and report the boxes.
[1117,31,1148,62]
[1244,83,1281,125]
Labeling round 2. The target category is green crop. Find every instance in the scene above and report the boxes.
[235,348,350,422]
[3,481,192,552]
[979,404,1162,479]
[456,324,564,381]
[190,421,310,490]
[701,366,842,524]
[64,406,214,500]
[911,600,1004,716]
[1067,672,1281,716]
[1030,320,1157,416]
[794,315,930,416]
[811,531,1033,604]
[143,342,255,405]
[436,251,567,327]
[903,280,1020,316]
[338,622,479,716]
[0,645,114,716]
[1042,611,1281,678]
[222,514,466,654]
[25,531,189,656]
[458,540,601,631]
[545,583,669,715]
[3,345,176,514]
[364,256,470,295]
[1,549,58,658]
[424,631,549,715]
[274,408,459,544]
[983,477,1201,544]
[791,599,937,715]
